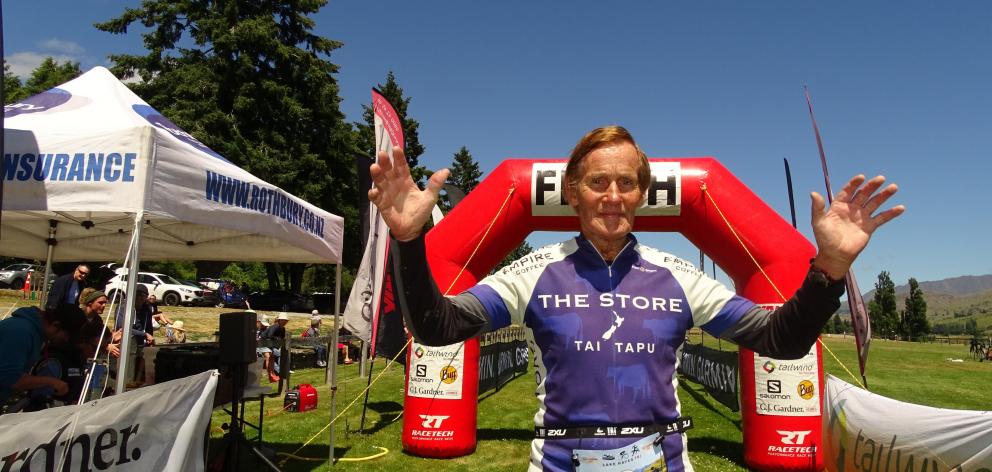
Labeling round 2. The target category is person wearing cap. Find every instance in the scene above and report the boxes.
[114,284,155,387]
[0,304,87,406]
[301,311,328,368]
[262,313,291,380]
[79,288,122,358]
[256,314,280,382]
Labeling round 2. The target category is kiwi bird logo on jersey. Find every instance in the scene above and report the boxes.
[132,104,229,162]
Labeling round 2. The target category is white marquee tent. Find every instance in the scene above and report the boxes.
[1,67,345,393]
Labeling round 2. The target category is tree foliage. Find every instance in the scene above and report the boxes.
[901,278,929,340]
[4,63,25,104]
[868,271,899,339]
[4,58,82,104]
[440,145,482,210]
[96,0,358,292]
[448,146,482,193]
[356,71,428,183]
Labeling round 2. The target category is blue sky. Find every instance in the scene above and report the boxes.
[5,1,991,290]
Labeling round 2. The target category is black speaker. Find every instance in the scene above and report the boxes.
[219,312,257,364]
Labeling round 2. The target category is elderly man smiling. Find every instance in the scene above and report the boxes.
[369,125,904,471]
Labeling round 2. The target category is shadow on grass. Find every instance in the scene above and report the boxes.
[345,400,403,435]
[678,380,742,431]
[207,438,351,472]
[686,436,746,468]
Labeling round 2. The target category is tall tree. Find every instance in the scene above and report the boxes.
[22,58,81,97]
[97,0,358,292]
[901,278,929,341]
[448,146,482,192]
[3,63,26,104]
[868,271,899,339]
[441,145,482,210]
[356,71,428,183]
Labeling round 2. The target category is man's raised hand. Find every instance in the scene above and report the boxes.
[810,174,905,279]
[368,146,449,241]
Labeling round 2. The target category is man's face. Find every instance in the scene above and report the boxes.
[278,319,289,327]
[565,141,645,251]
[134,293,148,308]
[89,296,108,315]
[73,266,90,282]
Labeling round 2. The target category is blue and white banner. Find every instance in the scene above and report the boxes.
[0,371,218,472]
[823,374,992,471]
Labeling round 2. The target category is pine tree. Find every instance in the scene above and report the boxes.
[23,58,81,96]
[3,63,26,103]
[356,71,428,183]
[439,145,483,210]
[902,278,929,341]
[448,146,482,193]
[868,271,899,339]
[97,1,358,291]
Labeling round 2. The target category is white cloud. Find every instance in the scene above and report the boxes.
[6,38,92,79]
[39,38,86,56]
[5,52,75,79]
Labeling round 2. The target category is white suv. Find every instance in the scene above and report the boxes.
[105,271,204,306]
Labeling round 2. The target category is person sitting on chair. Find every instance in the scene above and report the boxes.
[301,311,328,367]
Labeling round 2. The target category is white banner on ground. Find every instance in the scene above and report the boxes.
[823,374,992,471]
[0,370,218,472]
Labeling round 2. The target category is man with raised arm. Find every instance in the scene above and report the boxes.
[369,125,903,471]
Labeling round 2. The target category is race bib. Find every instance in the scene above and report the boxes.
[572,433,667,471]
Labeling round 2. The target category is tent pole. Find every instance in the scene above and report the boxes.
[115,211,144,394]
[328,263,342,466]
[39,220,58,308]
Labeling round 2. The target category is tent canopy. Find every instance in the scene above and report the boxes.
[1,67,343,264]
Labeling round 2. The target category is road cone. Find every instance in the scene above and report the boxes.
[22,271,32,299]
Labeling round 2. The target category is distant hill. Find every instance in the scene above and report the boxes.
[838,274,992,331]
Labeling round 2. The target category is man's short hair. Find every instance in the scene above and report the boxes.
[564,125,651,192]
[46,304,87,332]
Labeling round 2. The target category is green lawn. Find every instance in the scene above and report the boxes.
[208,335,990,471]
[3,294,986,471]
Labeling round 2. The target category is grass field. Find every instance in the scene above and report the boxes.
[2,293,988,471]
[207,334,989,471]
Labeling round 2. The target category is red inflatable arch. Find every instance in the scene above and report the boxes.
[404,157,824,471]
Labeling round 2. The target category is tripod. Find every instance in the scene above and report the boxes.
[212,363,281,472]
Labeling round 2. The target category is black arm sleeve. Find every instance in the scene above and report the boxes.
[720,273,846,359]
[390,234,494,346]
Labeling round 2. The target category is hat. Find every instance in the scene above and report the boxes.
[311,309,319,316]
[81,289,107,305]
[276,312,290,321]
[259,314,271,327]
[171,320,185,331]
[135,284,149,296]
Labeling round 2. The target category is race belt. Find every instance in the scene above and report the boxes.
[535,417,693,439]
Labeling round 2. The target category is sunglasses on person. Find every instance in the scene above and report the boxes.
[77,269,90,277]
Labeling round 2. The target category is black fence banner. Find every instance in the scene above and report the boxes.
[678,343,739,411]
[478,327,528,395]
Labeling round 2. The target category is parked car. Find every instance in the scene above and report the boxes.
[0,263,42,290]
[247,290,314,313]
[182,279,219,307]
[105,271,206,306]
